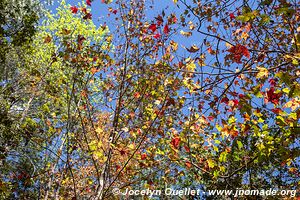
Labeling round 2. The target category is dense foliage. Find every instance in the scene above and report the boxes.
[0,0,299,199]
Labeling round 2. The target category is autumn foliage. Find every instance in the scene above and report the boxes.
[0,0,299,199]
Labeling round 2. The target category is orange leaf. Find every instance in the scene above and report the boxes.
[134,92,141,99]
[185,161,192,168]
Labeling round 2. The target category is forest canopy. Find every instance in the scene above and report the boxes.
[0,0,299,199]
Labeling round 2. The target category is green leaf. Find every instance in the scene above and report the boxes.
[219,151,227,162]
[214,139,221,145]
[237,140,243,150]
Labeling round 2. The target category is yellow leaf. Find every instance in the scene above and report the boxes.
[180,30,192,37]
[284,98,300,111]
[186,62,196,71]
[282,87,290,94]
[188,21,196,30]
[219,166,226,172]
[241,32,249,40]
[225,42,233,48]
[128,144,135,150]
[207,158,215,168]
[256,66,268,79]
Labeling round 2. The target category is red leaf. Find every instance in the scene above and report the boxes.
[268,78,277,86]
[170,137,181,149]
[86,0,91,6]
[242,47,250,58]
[83,13,92,20]
[70,6,78,14]
[149,24,157,32]
[155,15,163,26]
[232,99,239,106]
[220,97,229,104]
[137,128,142,135]
[120,149,126,155]
[271,108,282,114]
[228,44,250,63]
[207,116,214,121]
[184,145,190,152]
[141,153,147,160]
[265,87,281,105]
[163,24,170,34]
[238,94,245,99]
[172,15,177,23]
[229,13,235,20]
[81,7,87,14]
[112,9,117,14]
[153,33,161,39]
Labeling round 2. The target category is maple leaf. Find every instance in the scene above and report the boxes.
[83,13,92,20]
[184,145,190,152]
[77,35,86,45]
[229,13,235,20]
[268,78,277,86]
[120,149,126,155]
[155,15,163,26]
[149,24,157,32]
[91,67,99,74]
[81,7,87,14]
[153,33,161,39]
[220,96,229,104]
[134,92,141,98]
[168,14,177,24]
[170,137,181,149]
[86,0,92,6]
[185,161,192,168]
[241,32,249,40]
[116,165,121,171]
[271,108,282,114]
[230,130,239,137]
[228,44,250,63]
[265,87,282,105]
[256,66,268,79]
[172,15,177,23]
[163,24,170,34]
[61,28,71,35]
[180,30,192,37]
[232,99,239,107]
[112,9,117,14]
[207,116,214,121]
[186,45,199,53]
[70,6,78,14]
[44,35,52,43]
[141,153,147,160]
[238,94,245,99]
[207,47,215,54]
